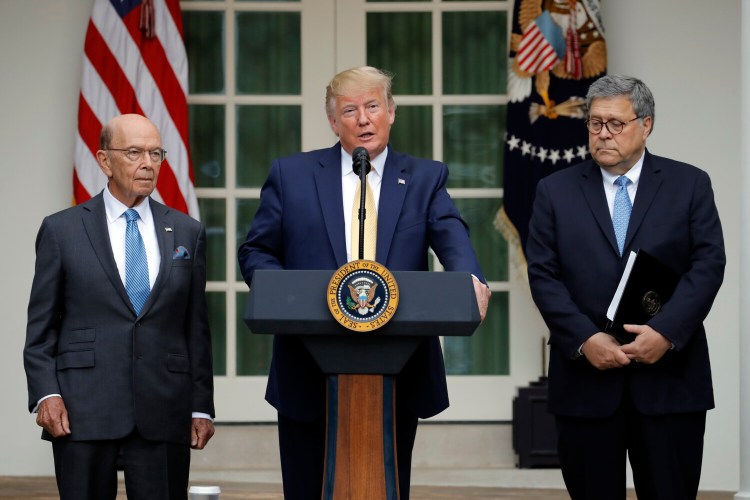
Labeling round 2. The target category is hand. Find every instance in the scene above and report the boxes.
[191,417,215,450]
[472,276,491,322]
[619,324,672,364]
[581,332,631,370]
[36,396,71,438]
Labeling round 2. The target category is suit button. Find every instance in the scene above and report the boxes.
[136,322,141,327]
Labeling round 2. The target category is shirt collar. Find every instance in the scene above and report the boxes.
[103,185,152,223]
[340,146,387,180]
[600,150,645,187]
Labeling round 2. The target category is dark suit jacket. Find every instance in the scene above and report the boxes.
[24,193,215,444]
[526,151,725,418]
[238,143,485,422]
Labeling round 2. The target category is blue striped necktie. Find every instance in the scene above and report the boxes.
[612,176,632,256]
[124,209,150,314]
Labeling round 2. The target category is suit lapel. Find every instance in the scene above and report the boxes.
[625,151,662,252]
[141,199,174,317]
[579,161,620,256]
[81,193,133,311]
[377,147,409,265]
[314,144,348,266]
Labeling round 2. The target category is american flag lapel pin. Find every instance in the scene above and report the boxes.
[398,178,406,185]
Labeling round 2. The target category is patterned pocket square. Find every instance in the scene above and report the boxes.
[173,246,191,260]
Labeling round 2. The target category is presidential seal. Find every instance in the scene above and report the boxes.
[327,260,399,332]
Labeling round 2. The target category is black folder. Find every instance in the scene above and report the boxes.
[605,249,681,344]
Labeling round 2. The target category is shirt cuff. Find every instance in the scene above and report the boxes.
[192,412,213,421]
[33,394,62,413]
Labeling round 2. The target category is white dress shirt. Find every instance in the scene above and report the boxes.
[600,151,644,216]
[103,185,161,288]
[341,147,386,262]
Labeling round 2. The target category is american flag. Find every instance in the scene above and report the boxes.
[74,0,198,218]
[516,11,565,75]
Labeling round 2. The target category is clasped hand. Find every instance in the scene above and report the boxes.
[581,324,672,370]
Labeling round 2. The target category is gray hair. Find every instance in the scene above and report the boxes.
[586,74,655,134]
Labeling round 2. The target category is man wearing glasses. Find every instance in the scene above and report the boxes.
[24,114,215,500]
[526,75,725,499]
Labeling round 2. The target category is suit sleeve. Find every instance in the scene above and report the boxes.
[647,170,725,348]
[237,160,285,287]
[24,218,65,412]
[188,226,215,417]
[526,178,602,357]
[427,163,486,283]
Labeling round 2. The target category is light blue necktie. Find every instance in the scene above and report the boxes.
[612,176,632,256]
[124,209,150,314]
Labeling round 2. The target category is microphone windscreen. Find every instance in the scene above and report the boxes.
[352,146,370,161]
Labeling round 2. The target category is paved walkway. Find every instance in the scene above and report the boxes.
[0,475,734,499]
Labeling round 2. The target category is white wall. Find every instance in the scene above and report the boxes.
[602,1,742,491]
[0,0,93,475]
[0,0,743,491]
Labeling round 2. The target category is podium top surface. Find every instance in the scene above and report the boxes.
[244,269,480,337]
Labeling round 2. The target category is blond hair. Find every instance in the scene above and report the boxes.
[325,66,396,116]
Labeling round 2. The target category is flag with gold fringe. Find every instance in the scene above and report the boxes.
[496,0,606,272]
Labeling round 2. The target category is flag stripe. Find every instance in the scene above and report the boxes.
[74,0,198,219]
[517,20,561,74]
[120,10,189,148]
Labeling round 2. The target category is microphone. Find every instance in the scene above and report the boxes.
[352,147,371,260]
[352,147,371,176]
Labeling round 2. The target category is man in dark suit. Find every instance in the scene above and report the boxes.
[24,114,215,500]
[238,66,491,499]
[526,75,725,499]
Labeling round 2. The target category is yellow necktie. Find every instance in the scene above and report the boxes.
[351,175,377,261]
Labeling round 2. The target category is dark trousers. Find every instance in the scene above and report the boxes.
[556,393,706,500]
[277,405,419,500]
[51,429,190,500]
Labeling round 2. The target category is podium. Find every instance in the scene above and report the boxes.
[245,269,481,500]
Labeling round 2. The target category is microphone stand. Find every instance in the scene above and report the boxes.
[353,148,371,260]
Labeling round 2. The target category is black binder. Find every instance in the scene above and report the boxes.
[605,249,681,344]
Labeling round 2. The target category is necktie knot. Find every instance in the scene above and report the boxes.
[615,176,631,189]
[125,209,139,223]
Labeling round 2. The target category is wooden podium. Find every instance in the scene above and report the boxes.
[245,269,480,500]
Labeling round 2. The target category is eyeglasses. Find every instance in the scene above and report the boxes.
[106,147,167,163]
[585,117,640,135]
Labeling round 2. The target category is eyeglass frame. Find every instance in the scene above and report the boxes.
[585,116,641,135]
[106,147,167,163]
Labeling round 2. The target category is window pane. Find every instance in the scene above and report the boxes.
[390,105,432,159]
[367,13,431,95]
[236,12,300,95]
[236,292,273,376]
[198,198,226,282]
[190,105,225,188]
[183,11,224,94]
[207,291,226,376]
[453,198,508,282]
[236,105,301,188]
[444,291,508,375]
[236,198,262,282]
[443,105,505,188]
[443,11,506,95]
